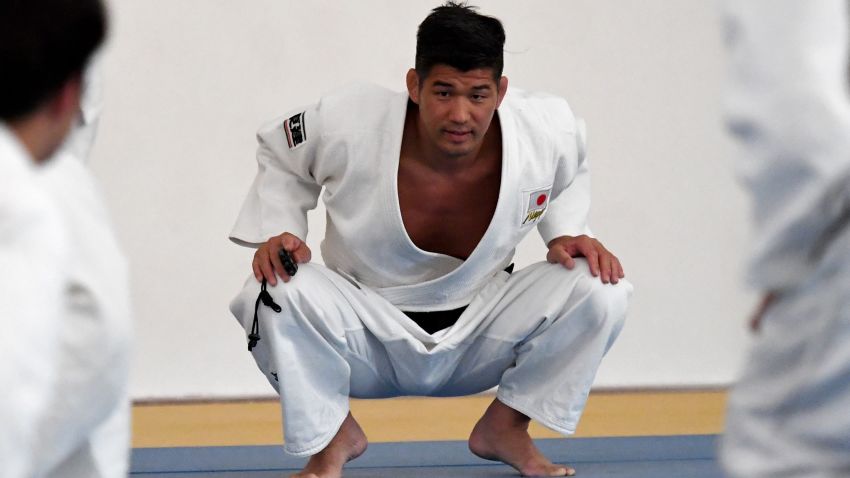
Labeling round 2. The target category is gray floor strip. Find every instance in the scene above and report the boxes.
[131,434,720,475]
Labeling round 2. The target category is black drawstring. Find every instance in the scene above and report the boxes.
[249,278,281,351]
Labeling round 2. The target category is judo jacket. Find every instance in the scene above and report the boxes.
[231,83,592,311]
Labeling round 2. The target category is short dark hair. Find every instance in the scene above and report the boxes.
[0,0,107,120]
[415,2,505,81]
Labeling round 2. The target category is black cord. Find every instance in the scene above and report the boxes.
[249,278,281,351]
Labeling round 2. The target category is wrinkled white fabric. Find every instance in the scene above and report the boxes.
[230,83,631,456]
[721,0,850,293]
[231,261,630,456]
[29,59,133,478]
[0,125,67,478]
[722,232,850,477]
[33,154,132,478]
[720,1,850,476]
[230,83,592,311]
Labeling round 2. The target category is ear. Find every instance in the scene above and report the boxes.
[495,76,509,108]
[48,75,83,122]
[406,68,421,105]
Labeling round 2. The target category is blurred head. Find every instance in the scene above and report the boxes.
[408,2,508,159]
[0,0,106,161]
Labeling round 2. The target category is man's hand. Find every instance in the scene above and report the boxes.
[749,292,777,332]
[546,235,625,284]
[253,232,312,285]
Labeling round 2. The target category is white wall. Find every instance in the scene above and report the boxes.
[90,0,755,400]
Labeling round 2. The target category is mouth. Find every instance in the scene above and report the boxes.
[444,130,472,142]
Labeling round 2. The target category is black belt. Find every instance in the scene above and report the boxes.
[402,263,514,334]
[248,264,516,349]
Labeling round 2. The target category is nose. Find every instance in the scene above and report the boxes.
[447,98,470,124]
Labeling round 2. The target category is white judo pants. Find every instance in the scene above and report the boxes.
[231,260,631,456]
[720,231,850,478]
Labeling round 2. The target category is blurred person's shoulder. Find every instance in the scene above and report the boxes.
[0,125,66,254]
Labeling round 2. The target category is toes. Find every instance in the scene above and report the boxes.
[529,465,574,477]
[522,465,573,477]
[554,465,575,477]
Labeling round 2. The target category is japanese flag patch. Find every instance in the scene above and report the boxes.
[283,112,306,148]
[522,186,552,225]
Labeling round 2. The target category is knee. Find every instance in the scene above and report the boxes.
[586,274,631,319]
[264,263,329,306]
[544,261,632,331]
[231,264,329,319]
[584,278,630,338]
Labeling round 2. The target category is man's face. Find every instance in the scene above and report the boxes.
[407,64,508,158]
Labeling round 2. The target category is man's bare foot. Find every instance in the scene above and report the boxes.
[291,412,368,478]
[469,399,575,477]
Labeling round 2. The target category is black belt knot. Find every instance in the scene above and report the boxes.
[249,279,281,351]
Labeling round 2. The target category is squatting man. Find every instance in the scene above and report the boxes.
[230,3,632,477]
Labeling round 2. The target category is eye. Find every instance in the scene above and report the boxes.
[436,91,451,98]
[472,94,486,101]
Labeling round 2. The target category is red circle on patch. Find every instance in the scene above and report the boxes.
[536,194,547,206]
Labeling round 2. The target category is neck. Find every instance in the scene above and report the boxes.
[8,114,63,164]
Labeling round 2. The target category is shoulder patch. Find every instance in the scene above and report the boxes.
[283,112,306,148]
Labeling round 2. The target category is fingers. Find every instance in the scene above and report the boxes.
[269,240,290,283]
[281,232,312,264]
[586,248,600,278]
[610,256,624,283]
[577,237,629,284]
[280,233,302,253]
[599,252,613,284]
[550,235,626,284]
[253,246,278,286]
[750,293,776,332]
[546,244,576,269]
[561,235,599,277]
[597,248,624,284]
[300,243,312,263]
[253,233,312,286]
[252,256,262,282]
[291,242,312,264]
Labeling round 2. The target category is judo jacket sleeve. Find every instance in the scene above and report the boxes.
[536,98,593,244]
[230,105,323,247]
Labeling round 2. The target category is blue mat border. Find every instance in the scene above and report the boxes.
[131,435,718,473]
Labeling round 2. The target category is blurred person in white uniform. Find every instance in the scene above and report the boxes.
[0,1,130,477]
[230,3,631,477]
[31,55,133,478]
[720,0,850,476]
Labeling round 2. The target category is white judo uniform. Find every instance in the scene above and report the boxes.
[230,83,632,456]
[720,1,850,476]
[0,125,67,478]
[34,61,132,478]
[32,160,132,476]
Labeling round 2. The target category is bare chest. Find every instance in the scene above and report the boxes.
[397,164,501,260]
